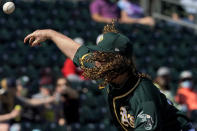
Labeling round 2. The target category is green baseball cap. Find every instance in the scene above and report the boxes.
[88,32,133,57]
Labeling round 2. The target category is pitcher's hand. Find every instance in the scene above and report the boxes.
[24,29,52,46]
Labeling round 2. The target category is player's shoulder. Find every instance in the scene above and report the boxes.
[132,77,161,103]
[75,45,90,56]
[138,77,155,90]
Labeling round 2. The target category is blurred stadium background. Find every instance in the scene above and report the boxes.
[0,0,197,131]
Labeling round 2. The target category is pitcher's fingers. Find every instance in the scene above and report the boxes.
[29,37,35,45]
[31,39,40,47]
[24,33,34,43]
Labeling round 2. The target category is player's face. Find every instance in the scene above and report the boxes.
[95,61,106,68]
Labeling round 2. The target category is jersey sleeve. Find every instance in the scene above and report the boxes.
[134,101,162,131]
[73,45,92,67]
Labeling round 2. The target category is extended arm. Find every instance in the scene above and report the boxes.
[24,29,81,60]
[120,11,155,26]
[0,113,14,122]
[26,97,55,106]
[91,13,113,23]
[17,96,55,106]
[89,0,113,23]
[63,87,79,99]
[0,109,20,122]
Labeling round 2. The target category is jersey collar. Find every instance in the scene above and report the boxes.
[108,75,140,96]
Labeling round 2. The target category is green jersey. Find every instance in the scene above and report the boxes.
[73,45,192,131]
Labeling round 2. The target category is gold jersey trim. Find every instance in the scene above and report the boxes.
[80,53,91,66]
[112,78,141,131]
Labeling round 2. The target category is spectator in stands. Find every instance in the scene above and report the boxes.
[19,85,55,107]
[55,77,79,126]
[171,0,197,23]
[19,77,79,126]
[16,81,61,127]
[0,77,57,131]
[90,0,120,23]
[175,71,197,121]
[172,12,180,21]
[180,0,197,23]
[16,76,29,97]
[154,67,173,102]
[31,84,56,123]
[0,109,21,131]
[90,0,155,25]
[32,85,53,99]
[154,67,186,111]
[61,37,85,82]
[118,0,155,26]
[0,78,22,131]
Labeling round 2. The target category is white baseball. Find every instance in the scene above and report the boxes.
[3,2,15,14]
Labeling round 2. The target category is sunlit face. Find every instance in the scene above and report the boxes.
[16,84,23,91]
[158,75,171,87]
[56,78,68,93]
[40,87,50,96]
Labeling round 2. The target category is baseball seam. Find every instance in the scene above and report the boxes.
[6,3,14,14]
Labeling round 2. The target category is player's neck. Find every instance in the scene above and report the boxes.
[112,72,129,85]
